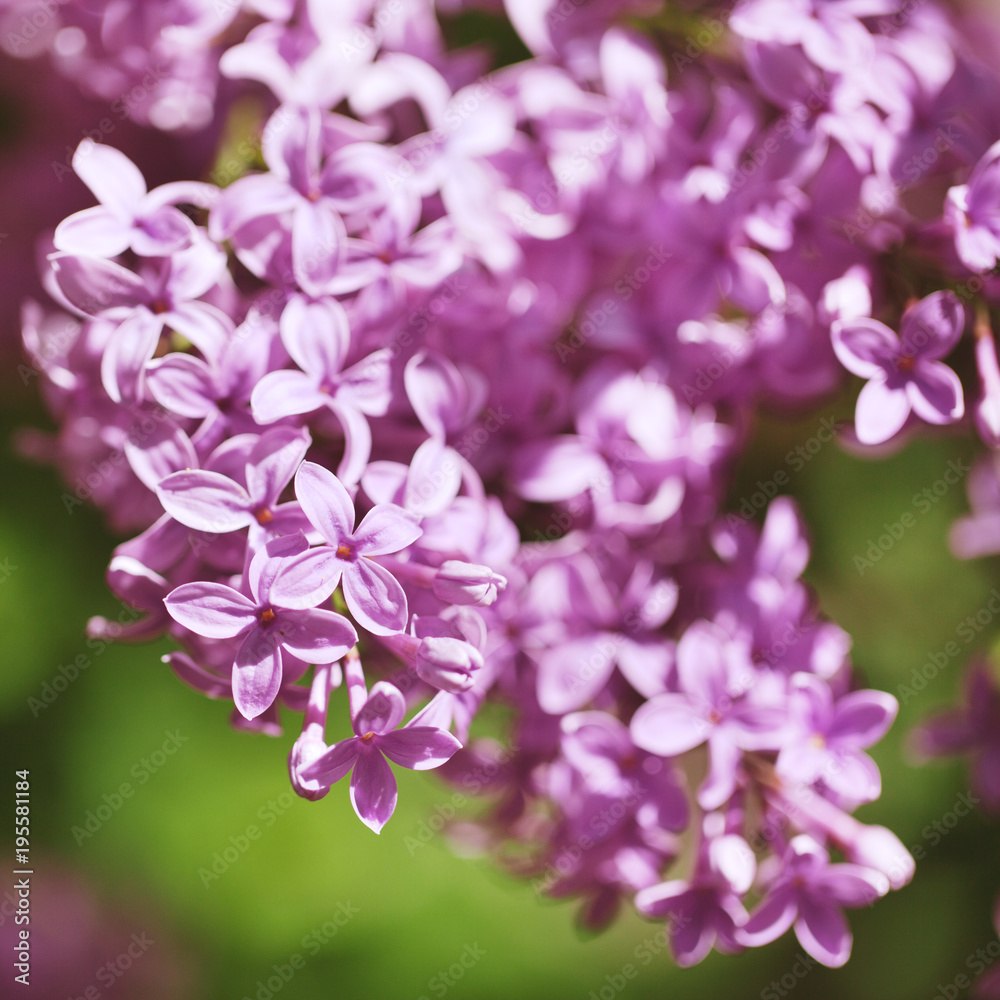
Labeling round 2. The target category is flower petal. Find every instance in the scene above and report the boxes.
[630,693,710,757]
[251,370,327,423]
[50,253,147,315]
[794,898,852,968]
[246,427,312,508]
[349,746,398,834]
[301,737,360,785]
[900,291,965,360]
[280,294,349,377]
[157,470,253,533]
[832,318,899,379]
[100,308,162,404]
[355,681,407,735]
[353,504,422,556]
[53,206,132,257]
[907,360,965,425]
[146,353,217,419]
[73,142,146,214]
[294,460,356,544]
[854,377,911,445]
[268,548,345,610]
[828,689,898,748]
[164,582,257,638]
[277,608,357,663]
[739,887,798,947]
[379,727,462,770]
[233,629,283,719]
[342,558,409,635]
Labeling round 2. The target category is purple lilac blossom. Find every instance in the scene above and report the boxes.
[32,0,1000,972]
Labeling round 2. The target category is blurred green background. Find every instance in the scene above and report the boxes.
[3,364,999,999]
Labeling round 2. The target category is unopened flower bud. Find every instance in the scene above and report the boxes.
[845,824,914,890]
[289,730,330,801]
[415,636,484,693]
[432,560,507,606]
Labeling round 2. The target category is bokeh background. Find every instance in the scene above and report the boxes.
[3,19,1000,1000]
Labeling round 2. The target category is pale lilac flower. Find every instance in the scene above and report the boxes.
[164,538,357,719]
[832,291,966,444]
[738,835,887,967]
[776,674,897,803]
[157,427,312,546]
[267,461,422,635]
[54,142,209,258]
[302,681,461,833]
[946,140,1000,273]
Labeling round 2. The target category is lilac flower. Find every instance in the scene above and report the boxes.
[950,454,1000,560]
[266,461,422,635]
[49,241,231,403]
[164,538,358,719]
[302,681,461,833]
[157,427,312,547]
[635,822,755,967]
[913,659,1000,810]
[832,291,966,444]
[250,297,392,484]
[17,0,945,965]
[776,674,897,803]
[946,140,1000,273]
[738,835,887,967]
[561,712,689,837]
[630,621,788,809]
[54,142,208,258]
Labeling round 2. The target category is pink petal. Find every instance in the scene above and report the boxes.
[514,436,608,502]
[233,629,283,719]
[379,727,462,770]
[821,749,882,802]
[854,377,911,445]
[280,295,350,377]
[164,582,257,638]
[246,427,311,508]
[73,142,146,214]
[268,548,345,610]
[814,864,887,908]
[907,360,965,425]
[698,734,743,810]
[100,308,162,403]
[294,461,356,544]
[277,608,357,663]
[794,899,852,968]
[349,746,398,834]
[146,354,217,419]
[50,253,147,316]
[630,693,710,757]
[251,369,328,423]
[157,470,253,533]
[828,690,898,747]
[353,504,422,556]
[131,206,196,257]
[832,318,900,379]
[335,349,393,416]
[342,558,409,635]
[301,737,360,785]
[404,438,462,516]
[327,398,373,486]
[739,887,798,947]
[53,206,132,257]
[537,636,617,715]
[292,200,345,297]
[900,291,965,360]
[355,681,407,735]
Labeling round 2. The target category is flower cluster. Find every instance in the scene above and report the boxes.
[18,0,1000,973]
